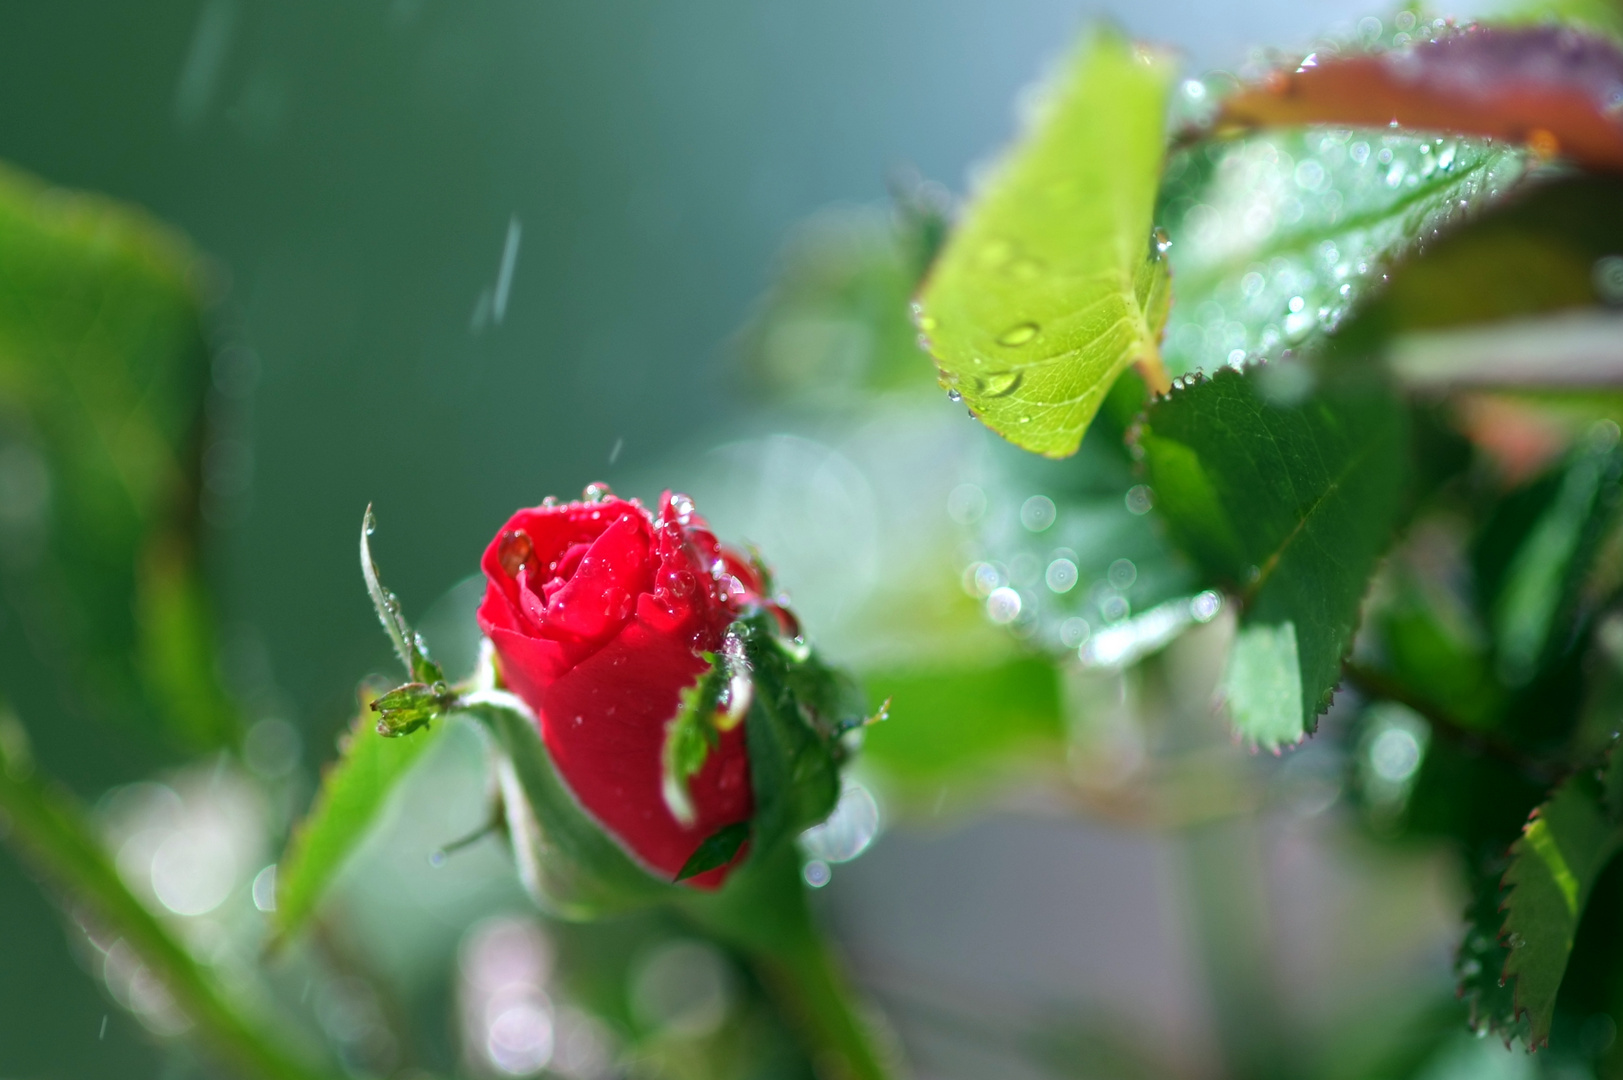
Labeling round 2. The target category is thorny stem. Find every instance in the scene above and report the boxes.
[1342,661,1561,783]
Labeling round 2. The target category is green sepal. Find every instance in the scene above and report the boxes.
[370,680,457,737]
[360,505,444,686]
[660,650,731,827]
[674,821,751,883]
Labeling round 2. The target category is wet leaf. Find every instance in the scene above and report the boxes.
[0,163,237,751]
[1138,367,1411,744]
[1216,26,1623,173]
[369,680,457,737]
[1158,129,1526,377]
[274,687,448,937]
[916,28,1175,458]
[1500,770,1623,1045]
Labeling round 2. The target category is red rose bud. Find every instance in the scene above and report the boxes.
[477,486,777,888]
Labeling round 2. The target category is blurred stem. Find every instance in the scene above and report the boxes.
[682,845,898,1080]
[1178,819,1296,1080]
[0,722,335,1080]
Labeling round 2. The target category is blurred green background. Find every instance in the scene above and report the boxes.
[0,1,1449,1076]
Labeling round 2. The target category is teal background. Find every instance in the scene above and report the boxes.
[0,0,1371,1074]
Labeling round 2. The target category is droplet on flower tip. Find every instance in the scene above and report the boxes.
[541,495,559,508]
[498,530,534,577]
[583,482,613,503]
[669,493,695,522]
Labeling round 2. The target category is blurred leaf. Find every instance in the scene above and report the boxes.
[1158,128,1526,377]
[1216,27,1623,174]
[1138,367,1411,744]
[0,710,332,1080]
[738,205,938,402]
[0,162,236,751]
[660,651,729,827]
[1501,769,1623,1045]
[675,821,751,883]
[1458,849,1528,1042]
[915,28,1175,458]
[858,657,1064,804]
[1474,434,1623,689]
[274,687,448,938]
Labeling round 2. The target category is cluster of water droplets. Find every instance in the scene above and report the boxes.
[949,470,1218,666]
[1157,125,1525,377]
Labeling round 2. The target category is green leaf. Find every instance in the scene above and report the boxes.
[0,709,331,1080]
[1458,851,1525,1043]
[915,28,1175,458]
[359,505,443,686]
[1138,367,1411,745]
[674,821,751,883]
[274,688,448,938]
[1158,129,1527,377]
[1500,769,1623,1046]
[858,657,1064,804]
[0,162,237,751]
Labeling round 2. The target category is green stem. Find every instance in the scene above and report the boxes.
[681,845,899,1080]
[0,733,334,1080]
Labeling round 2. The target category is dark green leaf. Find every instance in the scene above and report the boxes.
[1158,129,1527,377]
[1474,435,1623,688]
[0,163,237,751]
[359,505,443,686]
[1501,770,1623,1045]
[1458,850,1526,1043]
[674,821,751,883]
[1138,367,1411,745]
[274,687,448,937]
[915,28,1175,458]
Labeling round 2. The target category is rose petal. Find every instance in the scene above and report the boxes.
[545,512,653,638]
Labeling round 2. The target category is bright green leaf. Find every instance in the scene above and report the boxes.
[1139,367,1410,744]
[274,689,448,937]
[0,162,236,751]
[915,28,1175,458]
[1501,770,1623,1046]
[660,652,729,827]
[1158,129,1527,377]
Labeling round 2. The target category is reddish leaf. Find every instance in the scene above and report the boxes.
[1217,26,1623,172]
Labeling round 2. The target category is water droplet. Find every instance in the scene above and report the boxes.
[1190,590,1222,622]
[983,370,1022,396]
[1019,495,1057,532]
[1060,617,1091,648]
[1125,485,1154,515]
[986,587,1022,624]
[541,495,559,508]
[997,322,1038,347]
[1045,558,1078,593]
[1152,226,1172,256]
[669,493,695,522]
[498,529,534,577]
[1593,255,1623,305]
[1099,593,1130,623]
[429,850,447,867]
[803,860,831,887]
[946,388,963,403]
[1108,558,1137,590]
[583,482,612,503]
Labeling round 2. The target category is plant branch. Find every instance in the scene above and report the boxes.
[1342,661,1560,783]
